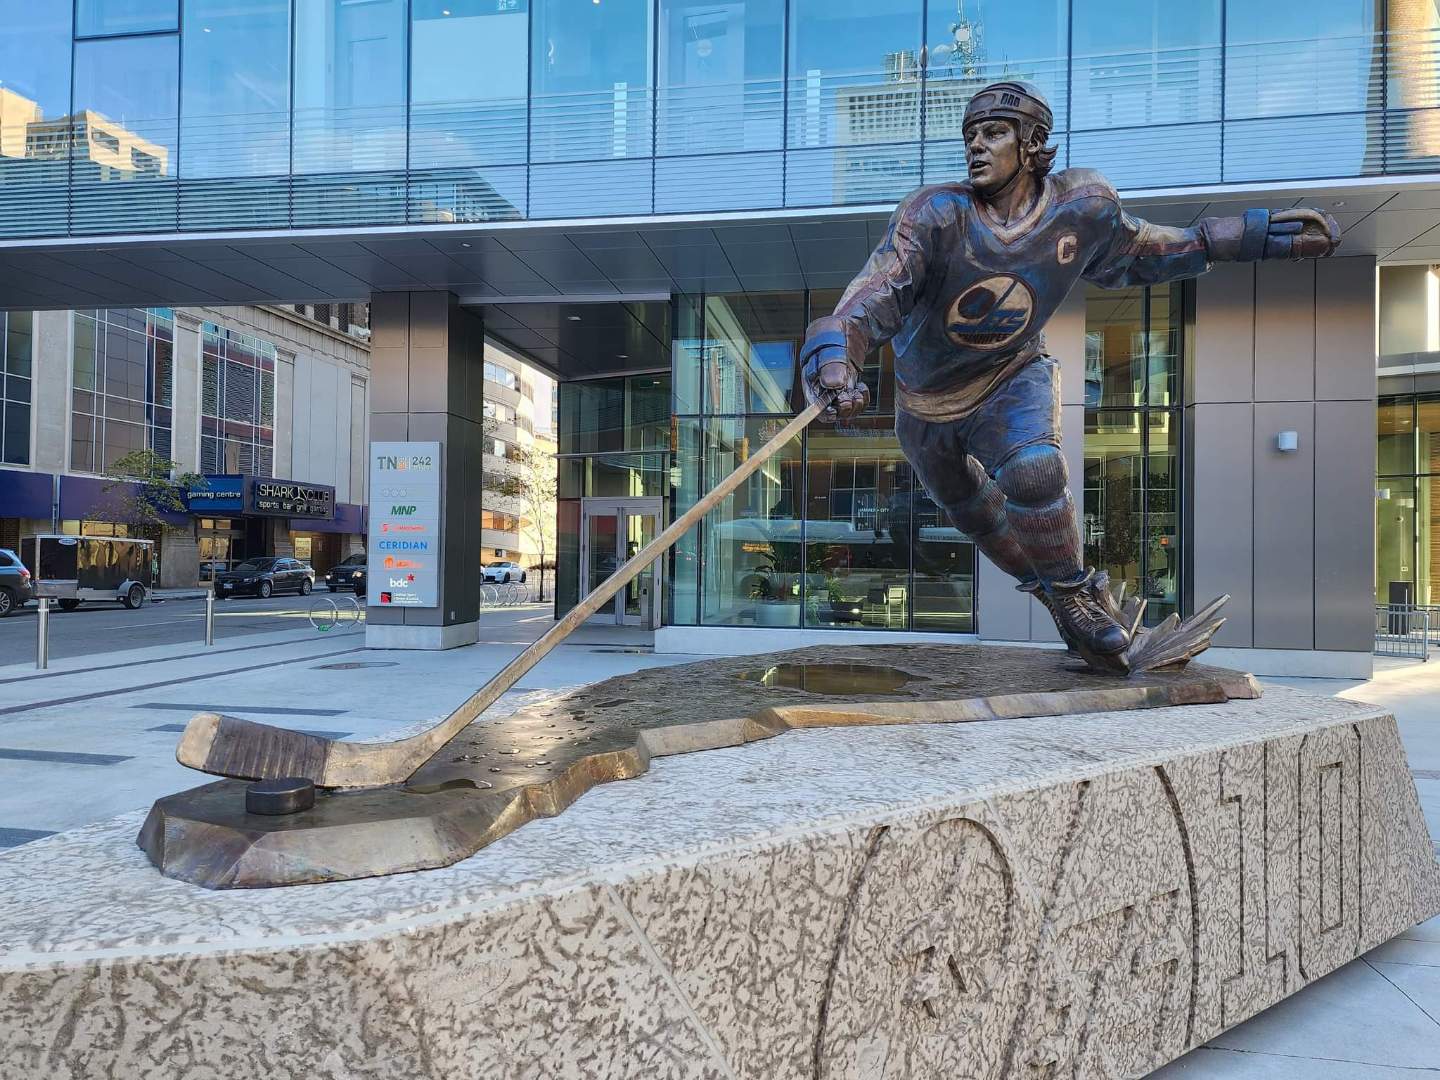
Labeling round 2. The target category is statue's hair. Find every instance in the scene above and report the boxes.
[1027,127,1058,178]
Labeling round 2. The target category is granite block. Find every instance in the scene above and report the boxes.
[0,687,1435,1079]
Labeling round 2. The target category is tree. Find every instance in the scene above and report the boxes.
[93,449,205,533]
[496,442,558,601]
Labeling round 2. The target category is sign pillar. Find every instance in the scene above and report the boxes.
[365,292,484,649]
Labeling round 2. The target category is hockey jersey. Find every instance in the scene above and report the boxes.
[822,168,1213,394]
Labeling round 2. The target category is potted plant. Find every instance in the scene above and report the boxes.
[748,543,803,627]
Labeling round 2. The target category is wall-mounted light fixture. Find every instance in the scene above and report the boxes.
[1276,431,1299,452]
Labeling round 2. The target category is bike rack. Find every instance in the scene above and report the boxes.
[309,595,365,634]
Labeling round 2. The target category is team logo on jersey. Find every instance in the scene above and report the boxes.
[1057,233,1079,265]
[945,274,1036,351]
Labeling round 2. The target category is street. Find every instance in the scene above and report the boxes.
[0,591,362,663]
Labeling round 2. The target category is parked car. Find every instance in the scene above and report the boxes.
[482,560,527,584]
[214,557,315,599]
[0,547,34,617]
[325,553,367,594]
[198,560,228,582]
[19,535,153,610]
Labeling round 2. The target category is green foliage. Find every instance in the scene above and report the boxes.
[95,449,204,533]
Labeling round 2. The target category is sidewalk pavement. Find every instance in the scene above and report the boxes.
[0,621,1435,1076]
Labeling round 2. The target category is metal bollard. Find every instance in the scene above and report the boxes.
[35,597,49,670]
[204,587,216,646]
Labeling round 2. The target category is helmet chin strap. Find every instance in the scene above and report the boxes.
[982,143,1039,220]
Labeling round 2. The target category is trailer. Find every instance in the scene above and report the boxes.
[19,535,155,610]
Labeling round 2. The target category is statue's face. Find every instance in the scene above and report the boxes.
[964,118,1023,196]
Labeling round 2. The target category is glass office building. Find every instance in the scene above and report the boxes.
[0,0,1435,235]
[0,0,1412,671]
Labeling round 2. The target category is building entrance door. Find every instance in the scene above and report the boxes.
[579,497,664,627]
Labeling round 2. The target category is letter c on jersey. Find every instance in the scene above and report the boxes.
[1057,233,1078,265]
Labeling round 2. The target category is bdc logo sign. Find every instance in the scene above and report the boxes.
[389,505,417,515]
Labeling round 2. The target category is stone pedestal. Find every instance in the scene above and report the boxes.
[0,688,1435,1078]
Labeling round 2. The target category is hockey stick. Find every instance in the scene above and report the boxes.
[176,397,831,789]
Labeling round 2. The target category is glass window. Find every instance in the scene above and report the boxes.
[670,415,702,624]
[1227,0,1376,120]
[1419,397,1440,474]
[200,322,276,476]
[802,419,911,629]
[294,0,406,174]
[71,309,174,474]
[181,1,289,180]
[1377,477,1417,604]
[904,481,975,631]
[410,0,530,221]
[657,0,784,156]
[1083,283,1180,408]
[925,0,1068,141]
[71,34,180,232]
[560,375,671,455]
[700,415,804,625]
[701,292,803,414]
[77,0,178,36]
[1084,283,1184,624]
[293,0,406,223]
[1071,0,1222,137]
[0,4,72,237]
[787,0,924,148]
[0,312,31,465]
[1225,0,1377,180]
[1084,410,1144,610]
[1379,399,1416,476]
[531,0,654,163]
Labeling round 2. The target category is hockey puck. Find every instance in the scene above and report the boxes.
[245,777,316,816]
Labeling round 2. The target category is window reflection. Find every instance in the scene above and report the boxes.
[560,375,671,455]
[180,0,289,227]
[1379,399,1416,477]
[77,0,178,37]
[0,312,32,465]
[71,309,174,474]
[924,0,1068,139]
[1083,283,1184,624]
[531,0,653,164]
[701,415,804,626]
[658,0,783,157]
[0,4,72,237]
[293,0,407,224]
[1374,392,1440,605]
[904,484,976,631]
[803,419,911,630]
[411,0,529,221]
[1083,282,1180,409]
[1071,0,1221,131]
[71,34,180,233]
[786,0,923,206]
[701,292,803,414]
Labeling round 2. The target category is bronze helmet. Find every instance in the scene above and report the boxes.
[962,80,1054,143]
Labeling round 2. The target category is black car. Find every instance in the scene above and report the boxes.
[214,557,315,599]
[0,547,34,617]
[325,553,367,594]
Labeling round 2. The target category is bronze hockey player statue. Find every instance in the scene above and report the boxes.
[802,81,1341,674]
